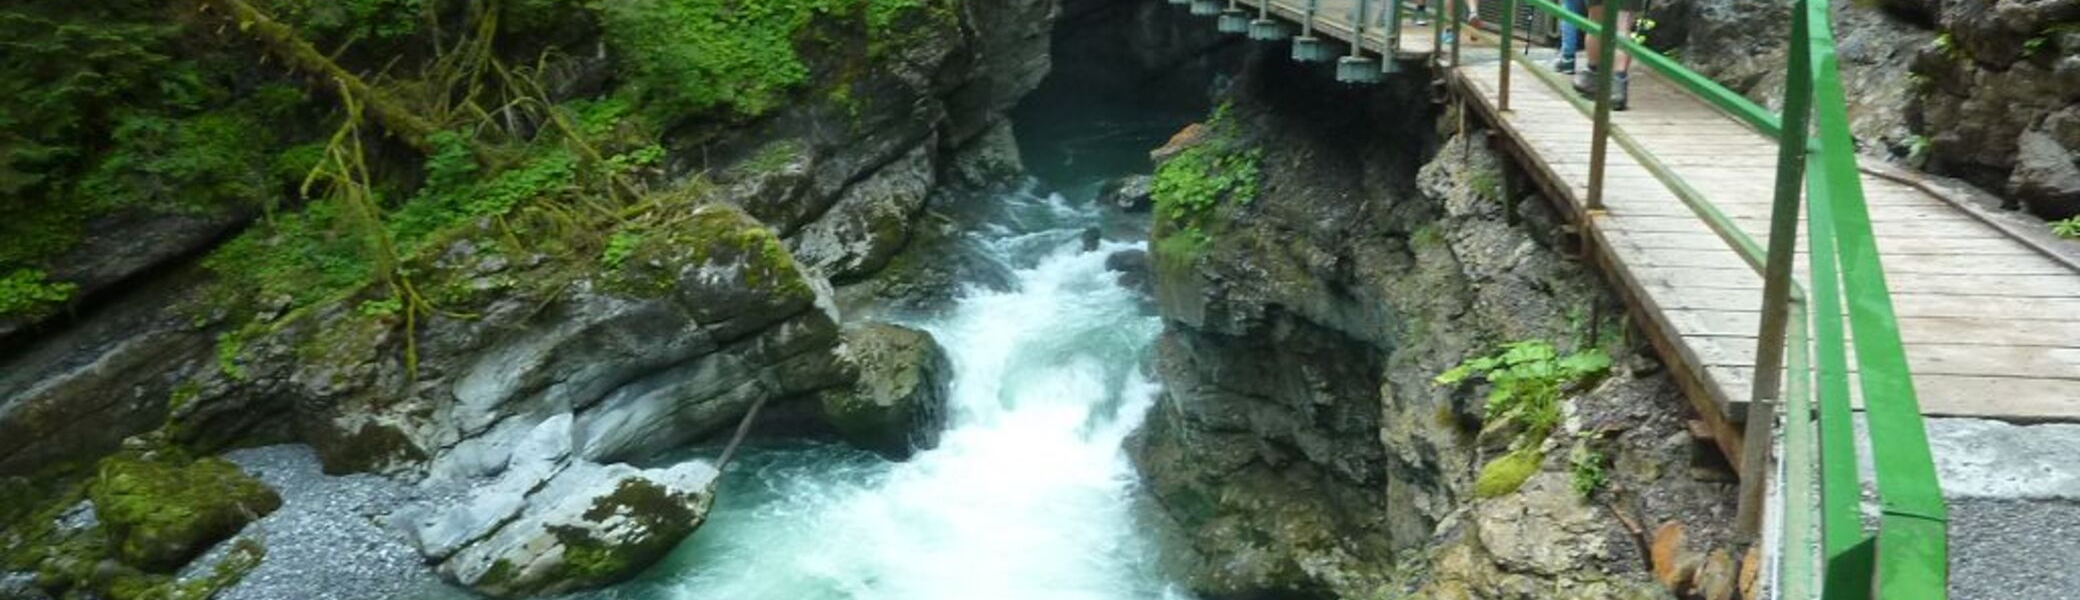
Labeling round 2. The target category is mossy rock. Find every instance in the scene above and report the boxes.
[818,323,951,459]
[1474,449,1544,499]
[88,450,280,571]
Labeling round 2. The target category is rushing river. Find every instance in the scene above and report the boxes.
[548,53,1209,596]
[565,179,1186,599]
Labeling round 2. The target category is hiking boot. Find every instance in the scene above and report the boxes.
[1612,72,1630,111]
[1553,54,1576,74]
[1572,66,1596,96]
[1413,10,1429,26]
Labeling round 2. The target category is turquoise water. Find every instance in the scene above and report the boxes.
[569,185,1184,600]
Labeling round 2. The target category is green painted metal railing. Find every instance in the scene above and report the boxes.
[1451,0,1952,597]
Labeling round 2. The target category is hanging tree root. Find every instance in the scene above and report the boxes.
[184,0,443,153]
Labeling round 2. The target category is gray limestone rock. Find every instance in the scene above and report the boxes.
[817,323,952,459]
[789,143,939,283]
[2009,129,2080,218]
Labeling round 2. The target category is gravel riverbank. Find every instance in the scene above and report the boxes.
[202,445,467,600]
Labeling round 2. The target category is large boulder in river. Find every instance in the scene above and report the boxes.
[819,323,953,459]
[405,415,719,598]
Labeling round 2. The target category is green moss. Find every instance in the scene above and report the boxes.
[88,450,281,571]
[540,479,704,586]
[1152,230,1210,268]
[1474,449,1543,498]
[477,559,520,590]
[604,205,811,299]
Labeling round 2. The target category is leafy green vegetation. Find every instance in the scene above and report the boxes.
[0,269,77,319]
[2023,36,2050,58]
[2053,216,2080,240]
[601,229,647,269]
[263,0,425,43]
[0,1,324,319]
[1568,438,1609,498]
[1150,104,1263,265]
[1437,341,1611,443]
[1933,32,1966,61]
[594,0,950,122]
[1443,341,1611,499]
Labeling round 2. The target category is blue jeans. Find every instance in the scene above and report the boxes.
[1558,0,1587,58]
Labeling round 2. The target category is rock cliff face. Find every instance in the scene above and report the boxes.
[1132,42,1740,599]
[0,1,1057,597]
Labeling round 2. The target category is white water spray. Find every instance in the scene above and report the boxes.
[591,190,1183,600]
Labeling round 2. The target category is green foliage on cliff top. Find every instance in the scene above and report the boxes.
[596,0,952,122]
[1151,104,1263,266]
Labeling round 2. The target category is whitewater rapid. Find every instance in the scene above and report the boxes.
[583,189,1182,600]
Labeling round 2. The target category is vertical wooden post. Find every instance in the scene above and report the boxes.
[1583,1,1620,210]
[1498,0,1516,111]
[1736,0,1817,539]
[1432,0,1446,69]
[1449,0,1463,67]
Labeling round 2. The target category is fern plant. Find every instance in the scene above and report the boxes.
[1435,340,1612,442]
[2053,216,2080,240]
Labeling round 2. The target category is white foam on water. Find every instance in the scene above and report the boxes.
[612,192,1182,600]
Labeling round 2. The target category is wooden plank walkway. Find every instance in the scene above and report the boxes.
[1228,1,2080,433]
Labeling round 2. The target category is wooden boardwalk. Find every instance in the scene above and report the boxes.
[1229,1,2080,447]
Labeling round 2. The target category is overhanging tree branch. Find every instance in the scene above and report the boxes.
[185,0,442,152]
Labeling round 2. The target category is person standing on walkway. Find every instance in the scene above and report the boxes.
[1552,0,1587,73]
[1571,0,1638,110]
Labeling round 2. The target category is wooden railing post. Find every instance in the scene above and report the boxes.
[1583,0,1620,210]
[1449,0,1463,67]
[1498,0,1516,110]
[1736,0,1816,540]
[1432,0,1446,69]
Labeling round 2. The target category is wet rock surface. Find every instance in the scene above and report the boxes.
[816,323,953,459]
[407,416,719,598]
